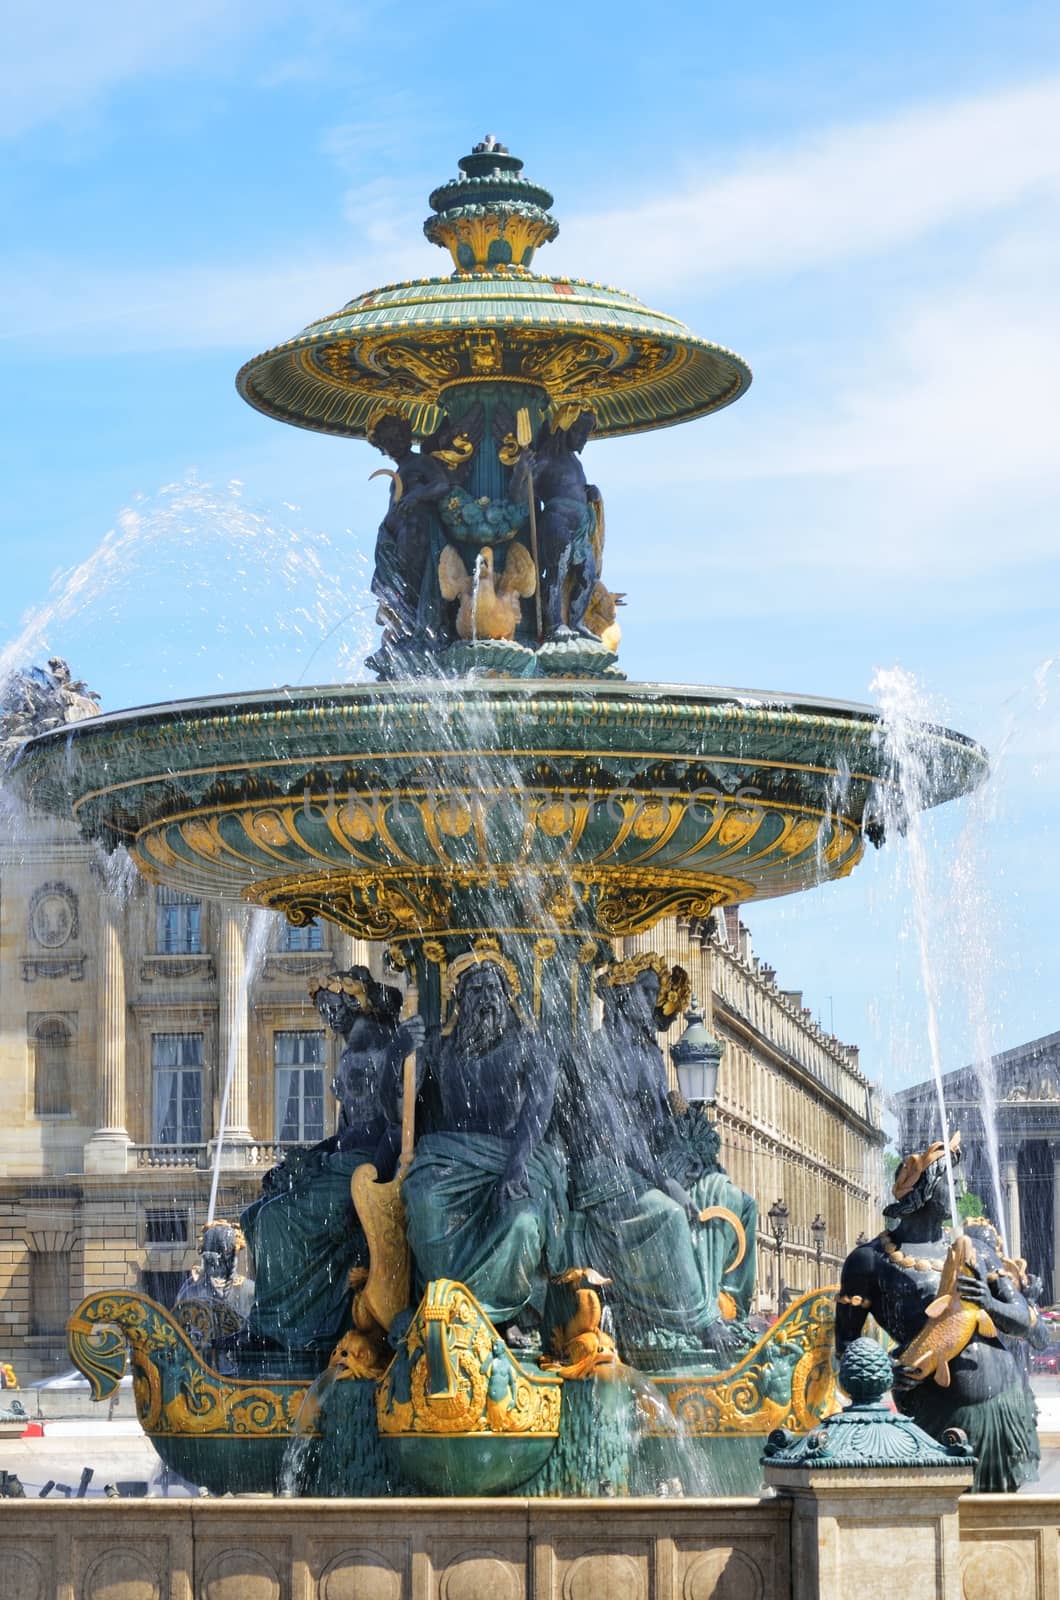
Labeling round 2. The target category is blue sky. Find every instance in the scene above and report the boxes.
[3,2,1060,1104]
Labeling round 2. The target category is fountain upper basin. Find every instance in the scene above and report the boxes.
[11,679,987,940]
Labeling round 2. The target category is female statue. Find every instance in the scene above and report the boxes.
[241,968,418,1355]
[835,1136,1039,1491]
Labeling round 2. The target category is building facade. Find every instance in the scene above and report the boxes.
[894,1033,1060,1303]
[0,820,886,1380]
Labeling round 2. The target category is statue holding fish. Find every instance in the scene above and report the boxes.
[835,1134,1040,1492]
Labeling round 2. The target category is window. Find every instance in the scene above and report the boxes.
[274,1031,326,1144]
[152,1033,204,1145]
[31,1016,72,1116]
[139,1269,186,1309]
[156,888,202,955]
[30,1252,70,1336]
[144,1207,188,1246]
[280,917,325,952]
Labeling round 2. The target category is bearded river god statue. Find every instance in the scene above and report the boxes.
[401,950,567,1336]
[836,1135,1040,1492]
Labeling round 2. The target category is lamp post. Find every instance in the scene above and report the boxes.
[811,1212,826,1288]
[669,995,722,1108]
[768,1198,789,1314]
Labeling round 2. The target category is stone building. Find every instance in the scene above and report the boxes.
[0,818,886,1380]
[893,1032,1060,1303]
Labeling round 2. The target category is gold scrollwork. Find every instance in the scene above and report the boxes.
[591,880,732,937]
[244,864,750,940]
[67,1291,313,1440]
[246,873,451,941]
[376,1279,561,1438]
[650,1288,837,1438]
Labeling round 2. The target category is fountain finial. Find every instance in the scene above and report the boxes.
[425,140,558,275]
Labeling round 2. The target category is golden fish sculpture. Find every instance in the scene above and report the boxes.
[898,1233,997,1389]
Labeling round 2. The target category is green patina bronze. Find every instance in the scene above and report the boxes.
[762,1337,977,1473]
[25,139,993,1499]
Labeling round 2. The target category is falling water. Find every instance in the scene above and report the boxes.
[0,475,376,703]
[872,667,961,1231]
[470,556,483,645]
[207,908,274,1226]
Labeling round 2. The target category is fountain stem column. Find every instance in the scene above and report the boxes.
[83,898,131,1174]
[1001,1150,1021,1260]
[217,906,252,1142]
[1051,1144,1060,1304]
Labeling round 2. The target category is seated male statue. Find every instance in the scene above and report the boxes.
[401,943,566,1340]
[241,967,418,1354]
[556,954,747,1357]
[836,1134,1039,1492]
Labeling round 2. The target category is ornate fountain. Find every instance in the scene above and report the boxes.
[12,139,986,1499]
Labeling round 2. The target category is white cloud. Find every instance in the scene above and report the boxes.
[0,246,426,351]
[553,75,1060,293]
[1,3,285,138]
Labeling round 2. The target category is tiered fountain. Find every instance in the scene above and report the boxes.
[11,140,986,1503]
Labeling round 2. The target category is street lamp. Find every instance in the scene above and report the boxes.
[669,996,722,1107]
[767,1198,789,1314]
[811,1212,826,1288]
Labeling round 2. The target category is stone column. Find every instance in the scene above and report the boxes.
[217,905,252,1142]
[1001,1148,1021,1261]
[1051,1143,1060,1305]
[84,899,131,1174]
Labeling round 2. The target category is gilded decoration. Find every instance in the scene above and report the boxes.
[650,1288,837,1438]
[542,1268,620,1381]
[67,1291,313,1440]
[600,951,690,1020]
[376,1278,561,1438]
[241,864,751,940]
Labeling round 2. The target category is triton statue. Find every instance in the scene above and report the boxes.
[0,657,101,765]
[241,968,417,1353]
[836,1135,1039,1491]
[512,409,601,642]
[368,415,454,647]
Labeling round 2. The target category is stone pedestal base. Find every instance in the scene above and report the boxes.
[764,1465,972,1600]
[82,1132,132,1175]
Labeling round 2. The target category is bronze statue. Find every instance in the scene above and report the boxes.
[368,415,453,645]
[400,944,566,1339]
[0,657,101,765]
[512,409,601,642]
[836,1135,1039,1491]
[555,955,748,1357]
[239,967,417,1353]
[174,1220,254,1367]
[368,407,488,651]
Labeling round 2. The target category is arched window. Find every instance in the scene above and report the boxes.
[32,1017,71,1116]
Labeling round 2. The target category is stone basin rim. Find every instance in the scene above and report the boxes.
[9,675,983,750]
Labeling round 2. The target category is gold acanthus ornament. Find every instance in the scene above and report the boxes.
[375,1280,561,1438]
